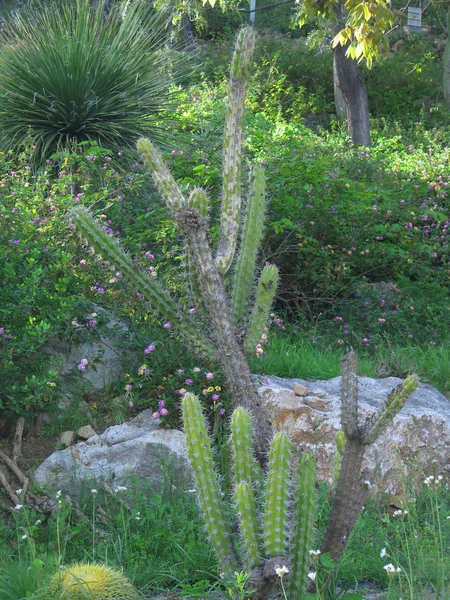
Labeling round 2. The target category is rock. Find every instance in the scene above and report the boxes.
[34,416,193,497]
[257,375,450,494]
[43,306,128,393]
[293,383,308,397]
[76,425,96,440]
[59,430,75,448]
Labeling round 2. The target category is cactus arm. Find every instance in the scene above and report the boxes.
[215,26,256,275]
[288,453,317,600]
[244,264,279,355]
[69,207,215,357]
[361,374,419,445]
[262,431,291,557]
[231,165,266,327]
[188,187,210,221]
[235,481,261,571]
[340,351,359,439]
[137,138,185,212]
[231,407,255,485]
[182,393,239,575]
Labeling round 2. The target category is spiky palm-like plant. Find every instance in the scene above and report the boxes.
[0,0,180,161]
[70,27,276,463]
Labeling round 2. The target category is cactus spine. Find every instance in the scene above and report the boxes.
[262,432,291,557]
[244,264,279,355]
[231,165,266,327]
[288,453,317,600]
[216,26,256,275]
[181,393,238,575]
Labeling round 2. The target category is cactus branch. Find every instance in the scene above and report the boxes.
[244,264,279,356]
[231,407,256,486]
[69,207,214,356]
[361,375,419,445]
[215,26,256,274]
[182,393,239,575]
[263,432,291,557]
[137,138,185,212]
[288,453,317,600]
[231,165,266,327]
[340,351,359,439]
[235,481,261,571]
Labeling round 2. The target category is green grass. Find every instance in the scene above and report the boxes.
[251,331,450,398]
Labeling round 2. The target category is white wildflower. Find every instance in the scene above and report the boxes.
[384,564,402,574]
[56,490,62,498]
[380,548,387,558]
[15,488,23,495]
[114,485,128,493]
[275,566,289,577]
[309,549,321,557]
[21,534,28,540]
[307,572,317,582]
[91,489,98,495]
[14,504,23,511]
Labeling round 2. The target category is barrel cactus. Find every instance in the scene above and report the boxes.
[48,563,139,600]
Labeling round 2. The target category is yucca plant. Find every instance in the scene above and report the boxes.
[0,0,182,161]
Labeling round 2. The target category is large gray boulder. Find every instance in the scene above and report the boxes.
[257,375,450,494]
[34,410,193,496]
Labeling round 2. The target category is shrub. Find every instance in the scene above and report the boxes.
[0,0,183,161]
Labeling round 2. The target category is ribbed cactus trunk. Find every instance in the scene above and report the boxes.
[175,208,272,463]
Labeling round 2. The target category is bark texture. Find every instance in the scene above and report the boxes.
[333,43,371,146]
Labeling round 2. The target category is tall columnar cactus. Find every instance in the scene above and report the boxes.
[322,352,419,564]
[181,393,238,576]
[70,26,277,465]
[182,395,317,600]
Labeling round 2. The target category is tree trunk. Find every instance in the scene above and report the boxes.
[444,7,450,108]
[333,62,347,122]
[333,43,371,146]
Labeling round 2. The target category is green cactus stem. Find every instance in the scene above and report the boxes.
[361,374,419,445]
[288,453,317,600]
[244,264,279,355]
[231,165,266,327]
[263,431,291,557]
[69,207,214,357]
[188,188,209,221]
[215,26,256,275]
[235,481,261,571]
[231,407,255,485]
[340,351,359,439]
[137,138,185,212]
[182,393,238,575]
